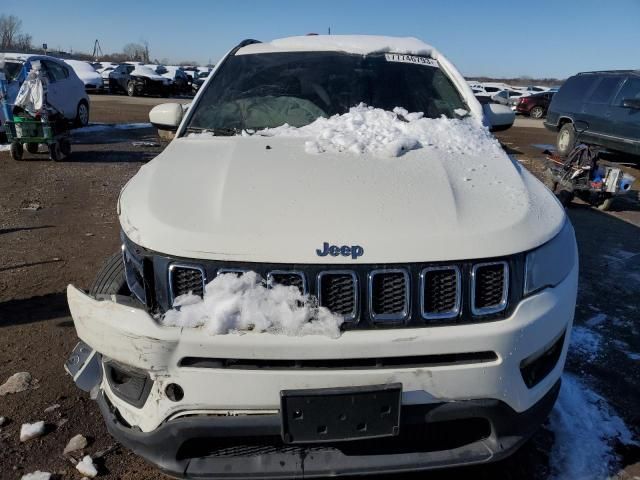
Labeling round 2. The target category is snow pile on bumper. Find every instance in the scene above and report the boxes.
[259,104,502,158]
[161,272,344,337]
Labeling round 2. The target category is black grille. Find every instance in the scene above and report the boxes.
[370,271,408,318]
[170,266,205,299]
[473,263,507,312]
[268,272,305,294]
[318,273,357,318]
[422,268,459,317]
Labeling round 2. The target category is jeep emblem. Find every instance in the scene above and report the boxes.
[316,242,364,260]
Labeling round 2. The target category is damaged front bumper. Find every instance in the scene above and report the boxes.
[65,261,576,477]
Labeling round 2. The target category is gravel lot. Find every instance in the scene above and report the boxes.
[0,95,638,479]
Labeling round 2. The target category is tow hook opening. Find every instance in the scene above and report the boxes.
[104,360,154,408]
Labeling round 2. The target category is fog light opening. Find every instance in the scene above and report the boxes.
[166,383,184,402]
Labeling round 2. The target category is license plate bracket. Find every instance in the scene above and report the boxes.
[280,383,402,444]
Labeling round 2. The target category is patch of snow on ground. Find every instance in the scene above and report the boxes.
[162,272,344,338]
[550,374,636,480]
[259,104,501,158]
[20,421,45,442]
[0,144,11,152]
[613,340,640,361]
[585,313,607,328]
[20,472,51,480]
[570,326,602,362]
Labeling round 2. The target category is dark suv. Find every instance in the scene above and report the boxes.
[545,71,640,156]
[516,91,555,119]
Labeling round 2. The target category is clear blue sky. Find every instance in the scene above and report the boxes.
[3,0,639,78]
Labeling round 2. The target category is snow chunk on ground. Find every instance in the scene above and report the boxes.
[64,433,88,454]
[0,372,36,396]
[76,455,98,477]
[20,472,51,480]
[0,144,11,152]
[570,326,602,362]
[550,374,636,479]
[20,421,45,442]
[162,272,343,338]
[259,104,501,158]
[0,416,6,426]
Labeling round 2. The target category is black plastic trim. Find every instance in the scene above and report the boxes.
[178,351,498,370]
[97,379,561,479]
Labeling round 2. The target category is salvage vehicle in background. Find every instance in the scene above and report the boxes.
[65,35,577,479]
[107,64,171,97]
[516,91,555,118]
[64,59,103,93]
[160,66,192,95]
[0,53,90,128]
[545,70,640,157]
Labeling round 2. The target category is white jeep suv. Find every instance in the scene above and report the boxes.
[66,35,578,479]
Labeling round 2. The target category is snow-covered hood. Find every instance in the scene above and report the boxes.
[119,131,565,264]
[131,67,170,84]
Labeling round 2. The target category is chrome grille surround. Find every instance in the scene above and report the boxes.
[471,261,509,316]
[317,270,358,322]
[368,269,410,323]
[420,266,461,320]
[168,263,207,304]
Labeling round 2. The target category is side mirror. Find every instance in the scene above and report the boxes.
[483,103,515,132]
[149,103,183,131]
[622,98,640,110]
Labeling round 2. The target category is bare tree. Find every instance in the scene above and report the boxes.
[122,42,147,62]
[14,33,32,51]
[0,14,23,50]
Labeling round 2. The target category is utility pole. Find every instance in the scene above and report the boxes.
[92,39,103,61]
[328,27,331,35]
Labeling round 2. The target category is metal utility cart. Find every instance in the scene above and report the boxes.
[3,113,71,161]
[0,63,71,161]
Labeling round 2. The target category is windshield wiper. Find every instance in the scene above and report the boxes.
[185,126,239,136]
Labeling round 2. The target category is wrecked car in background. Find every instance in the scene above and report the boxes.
[1,53,90,130]
[66,35,577,479]
[106,64,171,97]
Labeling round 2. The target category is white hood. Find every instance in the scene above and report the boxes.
[119,135,565,264]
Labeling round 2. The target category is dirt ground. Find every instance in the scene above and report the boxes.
[0,96,638,479]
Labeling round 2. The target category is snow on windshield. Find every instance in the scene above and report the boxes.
[161,272,344,338]
[256,104,499,158]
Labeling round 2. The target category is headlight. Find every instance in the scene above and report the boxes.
[121,235,147,305]
[524,219,577,296]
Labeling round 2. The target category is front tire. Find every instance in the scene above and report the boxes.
[127,81,136,97]
[10,142,23,161]
[530,106,545,119]
[89,252,130,296]
[75,100,90,128]
[557,123,576,156]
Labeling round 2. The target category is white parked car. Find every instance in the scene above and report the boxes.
[0,53,90,128]
[66,35,576,478]
[64,59,103,93]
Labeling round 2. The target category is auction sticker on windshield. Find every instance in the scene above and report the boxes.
[384,53,439,68]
